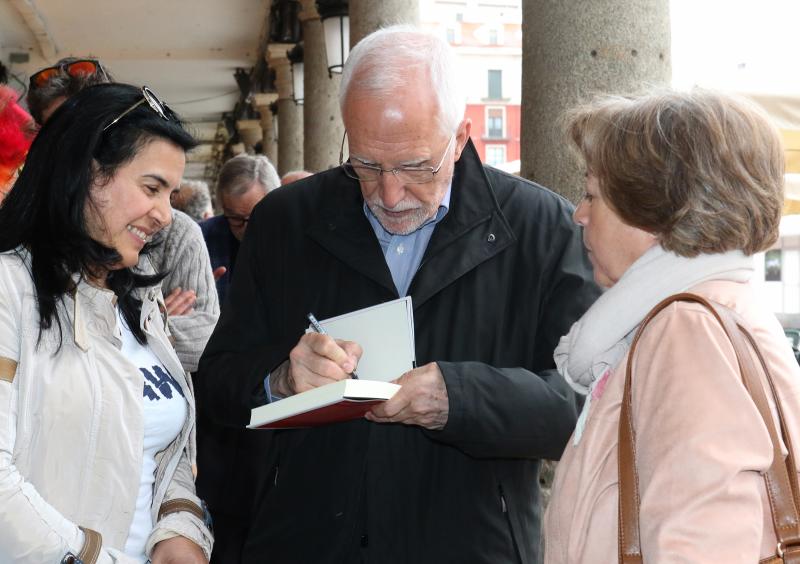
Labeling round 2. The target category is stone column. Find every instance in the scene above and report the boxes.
[521,0,671,203]
[268,44,305,176]
[299,0,344,172]
[349,0,418,47]
[253,92,279,165]
[236,119,263,153]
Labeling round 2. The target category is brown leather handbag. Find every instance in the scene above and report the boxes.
[617,293,800,563]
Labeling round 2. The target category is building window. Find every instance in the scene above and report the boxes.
[488,69,502,99]
[485,145,507,166]
[489,28,498,45]
[486,107,505,138]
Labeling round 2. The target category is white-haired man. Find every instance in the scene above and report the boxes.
[197,26,599,563]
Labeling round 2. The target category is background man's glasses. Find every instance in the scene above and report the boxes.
[339,132,455,185]
[104,86,173,132]
[29,59,108,90]
[224,215,250,228]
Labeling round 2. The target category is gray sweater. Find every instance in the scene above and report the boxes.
[147,209,220,372]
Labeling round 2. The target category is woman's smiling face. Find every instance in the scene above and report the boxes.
[84,138,185,271]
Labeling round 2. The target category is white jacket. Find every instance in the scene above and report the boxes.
[0,248,213,563]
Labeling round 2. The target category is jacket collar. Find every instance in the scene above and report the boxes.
[306,139,515,307]
[68,274,118,352]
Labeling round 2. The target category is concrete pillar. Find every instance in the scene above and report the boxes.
[268,44,305,175]
[521,0,671,203]
[253,92,279,165]
[349,0,418,47]
[299,0,344,172]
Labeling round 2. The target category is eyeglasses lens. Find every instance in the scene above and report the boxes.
[142,87,169,120]
[31,68,59,89]
[30,60,101,90]
[225,216,248,228]
[344,164,433,184]
[66,61,99,78]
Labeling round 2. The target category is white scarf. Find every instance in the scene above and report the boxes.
[554,245,754,444]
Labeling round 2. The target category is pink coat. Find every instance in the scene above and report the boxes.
[544,280,800,563]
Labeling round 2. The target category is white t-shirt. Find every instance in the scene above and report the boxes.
[117,308,187,562]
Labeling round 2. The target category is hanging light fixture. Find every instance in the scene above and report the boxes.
[287,43,304,105]
[317,0,349,77]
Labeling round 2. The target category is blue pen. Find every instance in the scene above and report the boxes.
[307,313,360,379]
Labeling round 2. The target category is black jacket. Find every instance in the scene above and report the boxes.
[196,140,600,563]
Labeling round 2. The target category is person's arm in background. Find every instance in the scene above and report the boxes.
[160,215,220,372]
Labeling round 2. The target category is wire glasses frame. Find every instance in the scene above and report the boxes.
[339,131,456,184]
[29,59,109,90]
[223,214,250,228]
[103,86,173,132]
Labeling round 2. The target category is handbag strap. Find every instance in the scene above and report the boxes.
[618,292,800,563]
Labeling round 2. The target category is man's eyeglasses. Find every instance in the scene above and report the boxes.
[339,131,456,184]
[224,214,250,228]
[104,86,173,132]
[29,59,108,90]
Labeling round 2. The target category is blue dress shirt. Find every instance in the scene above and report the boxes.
[362,187,451,297]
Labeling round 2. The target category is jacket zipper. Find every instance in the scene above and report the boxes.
[498,484,523,564]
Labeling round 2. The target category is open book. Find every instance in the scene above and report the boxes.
[307,296,416,382]
[249,297,416,429]
[248,379,400,429]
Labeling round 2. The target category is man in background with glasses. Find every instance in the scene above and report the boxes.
[198,26,600,564]
[200,153,280,307]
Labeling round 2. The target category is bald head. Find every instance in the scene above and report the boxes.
[281,170,313,185]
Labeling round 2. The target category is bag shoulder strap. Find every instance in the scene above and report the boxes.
[618,292,800,563]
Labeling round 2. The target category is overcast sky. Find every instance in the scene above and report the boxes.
[671,0,800,94]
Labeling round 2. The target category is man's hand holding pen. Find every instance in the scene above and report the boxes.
[272,332,363,397]
[273,310,449,431]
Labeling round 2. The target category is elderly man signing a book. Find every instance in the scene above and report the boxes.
[196,25,599,564]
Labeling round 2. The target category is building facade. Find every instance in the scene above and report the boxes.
[421,0,521,170]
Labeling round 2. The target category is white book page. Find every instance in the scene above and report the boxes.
[310,297,416,383]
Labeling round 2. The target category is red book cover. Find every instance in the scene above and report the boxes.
[248,379,400,430]
[252,398,387,429]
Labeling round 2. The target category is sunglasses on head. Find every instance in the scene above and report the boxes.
[29,59,107,90]
[104,86,174,132]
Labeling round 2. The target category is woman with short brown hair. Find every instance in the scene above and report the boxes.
[545,90,800,562]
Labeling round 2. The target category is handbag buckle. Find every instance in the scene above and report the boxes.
[777,540,800,558]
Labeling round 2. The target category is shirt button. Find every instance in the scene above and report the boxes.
[396,244,405,255]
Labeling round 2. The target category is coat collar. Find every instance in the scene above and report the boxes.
[306,139,516,307]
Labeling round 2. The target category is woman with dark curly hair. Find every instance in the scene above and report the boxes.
[545,90,800,562]
[0,83,212,563]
